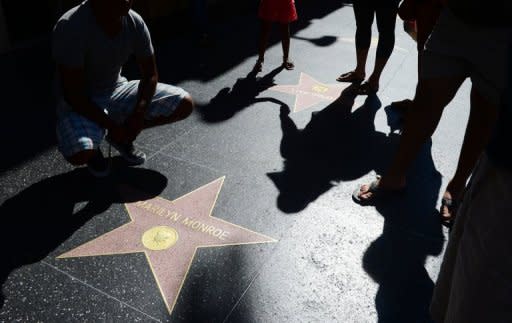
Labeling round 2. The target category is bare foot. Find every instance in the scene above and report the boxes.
[282,59,295,70]
[252,59,264,73]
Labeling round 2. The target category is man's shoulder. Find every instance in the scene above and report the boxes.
[54,2,90,32]
[125,9,147,29]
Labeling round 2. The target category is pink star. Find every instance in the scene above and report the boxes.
[58,177,276,314]
[269,73,350,112]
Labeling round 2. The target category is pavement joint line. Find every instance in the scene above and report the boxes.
[382,50,410,95]
[146,122,203,161]
[382,49,415,94]
[221,242,283,323]
[154,150,224,174]
[41,261,162,322]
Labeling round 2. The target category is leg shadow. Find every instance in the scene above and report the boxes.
[269,88,396,213]
[363,140,444,322]
[198,66,284,123]
[0,161,168,308]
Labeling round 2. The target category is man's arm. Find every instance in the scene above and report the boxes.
[58,64,128,142]
[58,64,115,129]
[124,54,158,135]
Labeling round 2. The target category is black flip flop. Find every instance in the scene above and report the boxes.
[336,71,364,83]
[352,177,405,206]
[440,197,459,226]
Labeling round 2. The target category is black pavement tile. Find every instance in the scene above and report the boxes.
[31,153,283,322]
[226,201,443,323]
[0,262,161,322]
[0,2,477,321]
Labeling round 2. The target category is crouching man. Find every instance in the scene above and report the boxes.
[53,0,193,176]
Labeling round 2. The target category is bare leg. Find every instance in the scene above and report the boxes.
[441,87,499,219]
[279,23,294,70]
[365,5,398,92]
[337,2,372,82]
[358,76,465,200]
[254,20,272,72]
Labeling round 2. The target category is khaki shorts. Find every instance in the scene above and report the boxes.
[421,9,512,106]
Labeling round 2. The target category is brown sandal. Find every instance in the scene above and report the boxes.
[282,58,295,70]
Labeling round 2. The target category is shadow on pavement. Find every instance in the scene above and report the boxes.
[198,66,284,122]
[269,87,396,213]
[363,139,444,322]
[152,0,345,84]
[0,161,168,308]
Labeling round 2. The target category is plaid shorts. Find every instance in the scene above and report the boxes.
[56,80,188,157]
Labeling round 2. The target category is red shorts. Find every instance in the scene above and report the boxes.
[258,0,298,23]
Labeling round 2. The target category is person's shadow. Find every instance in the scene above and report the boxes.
[362,138,444,322]
[198,66,284,123]
[0,160,168,308]
[268,87,397,213]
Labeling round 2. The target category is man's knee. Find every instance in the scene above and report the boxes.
[174,95,194,121]
[65,149,96,166]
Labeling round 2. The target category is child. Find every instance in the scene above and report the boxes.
[253,0,298,73]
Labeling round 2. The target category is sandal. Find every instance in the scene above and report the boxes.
[352,176,406,206]
[282,59,295,70]
[336,71,365,83]
[253,59,264,73]
[440,197,459,225]
[357,82,379,96]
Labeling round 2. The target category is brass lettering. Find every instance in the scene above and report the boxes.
[219,231,229,240]
[181,217,227,240]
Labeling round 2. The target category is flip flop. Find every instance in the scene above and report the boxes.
[252,59,263,73]
[440,197,459,225]
[336,71,365,83]
[352,177,405,206]
[357,82,379,96]
[282,59,295,70]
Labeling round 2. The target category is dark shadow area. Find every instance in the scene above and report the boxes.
[198,66,284,122]
[0,40,56,173]
[292,35,338,47]
[269,87,396,213]
[151,0,347,84]
[363,139,444,323]
[0,161,168,308]
[171,247,252,322]
[1,0,347,174]
[269,84,443,319]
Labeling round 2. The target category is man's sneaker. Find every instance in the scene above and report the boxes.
[107,139,146,166]
[87,149,111,177]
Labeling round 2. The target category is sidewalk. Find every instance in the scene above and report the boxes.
[0,1,470,322]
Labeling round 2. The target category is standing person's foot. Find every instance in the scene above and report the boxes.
[336,70,365,83]
[352,175,406,205]
[87,149,111,177]
[106,138,146,166]
[282,57,295,70]
[440,188,463,225]
[252,59,264,73]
